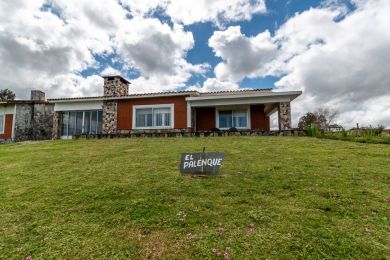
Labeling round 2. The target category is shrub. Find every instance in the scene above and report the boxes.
[305,125,321,137]
[341,129,348,137]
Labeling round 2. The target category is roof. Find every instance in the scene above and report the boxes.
[186,90,302,102]
[0,100,50,105]
[48,88,278,102]
[48,90,199,102]
[197,88,272,96]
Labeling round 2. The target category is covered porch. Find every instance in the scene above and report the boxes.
[186,91,301,132]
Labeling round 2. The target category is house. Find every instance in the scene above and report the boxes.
[0,90,54,142]
[49,75,302,139]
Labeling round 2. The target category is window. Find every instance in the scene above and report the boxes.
[84,111,91,133]
[134,105,174,129]
[218,109,249,129]
[75,112,83,135]
[135,108,153,127]
[97,111,103,134]
[60,110,103,137]
[0,115,4,134]
[61,112,69,136]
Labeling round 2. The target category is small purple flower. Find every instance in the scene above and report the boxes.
[25,256,31,260]
[43,237,48,241]
[224,251,230,259]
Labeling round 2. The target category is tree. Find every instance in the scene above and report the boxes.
[315,107,337,129]
[298,112,317,129]
[0,89,16,101]
[298,107,338,130]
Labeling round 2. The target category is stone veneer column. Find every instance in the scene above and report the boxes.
[278,102,291,130]
[104,77,128,96]
[52,111,61,139]
[101,76,129,135]
[102,101,117,134]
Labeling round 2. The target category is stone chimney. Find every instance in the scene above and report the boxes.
[31,90,45,101]
[103,76,130,97]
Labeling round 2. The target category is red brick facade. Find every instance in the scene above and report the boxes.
[117,96,189,130]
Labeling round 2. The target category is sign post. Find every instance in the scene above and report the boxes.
[180,151,226,175]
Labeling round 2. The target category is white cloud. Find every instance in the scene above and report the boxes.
[275,0,390,128]
[209,26,278,82]
[165,0,266,27]
[0,0,122,98]
[115,17,210,93]
[121,0,266,27]
[188,78,240,93]
[116,18,193,76]
[206,0,390,128]
[0,0,207,98]
[100,66,121,76]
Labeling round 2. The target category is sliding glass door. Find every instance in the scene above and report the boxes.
[60,110,103,138]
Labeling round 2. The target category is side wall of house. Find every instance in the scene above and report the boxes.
[14,103,54,141]
[117,96,189,131]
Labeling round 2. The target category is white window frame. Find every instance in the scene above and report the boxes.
[0,114,4,134]
[216,107,251,130]
[133,104,174,129]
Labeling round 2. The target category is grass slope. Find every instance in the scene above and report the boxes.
[1,137,389,259]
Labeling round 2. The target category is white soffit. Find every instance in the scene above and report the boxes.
[54,100,103,112]
[186,91,302,107]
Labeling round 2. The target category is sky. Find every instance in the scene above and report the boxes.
[0,0,389,128]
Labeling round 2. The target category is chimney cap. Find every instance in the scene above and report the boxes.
[102,75,131,84]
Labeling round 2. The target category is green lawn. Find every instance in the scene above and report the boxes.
[1,137,389,259]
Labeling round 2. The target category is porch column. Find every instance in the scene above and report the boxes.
[278,102,291,130]
[102,100,117,134]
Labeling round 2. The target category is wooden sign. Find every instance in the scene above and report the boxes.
[180,152,226,175]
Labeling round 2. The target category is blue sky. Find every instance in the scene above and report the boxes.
[79,0,358,91]
[82,0,330,90]
[1,0,389,127]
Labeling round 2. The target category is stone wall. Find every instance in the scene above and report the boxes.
[278,102,291,130]
[74,129,307,140]
[103,76,129,97]
[14,103,54,141]
[102,100,117,134]
[52,111,61,139]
